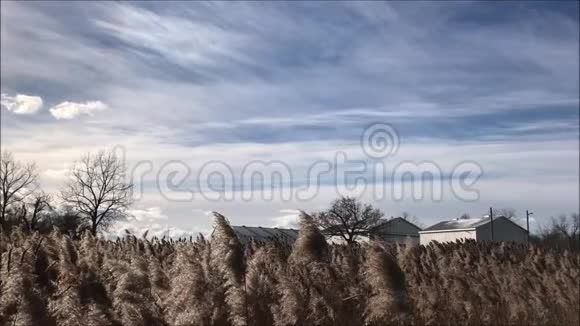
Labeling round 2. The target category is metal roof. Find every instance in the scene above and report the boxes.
[371,217,422,232]
[422,218,488,232]
[231,225,299,244]
[421,216,502,232]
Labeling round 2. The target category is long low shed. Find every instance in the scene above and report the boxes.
[419,216,528,245]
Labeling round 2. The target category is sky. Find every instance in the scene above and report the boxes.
[1,1,578,237]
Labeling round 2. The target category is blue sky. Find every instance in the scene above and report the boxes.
[1,1,578,237]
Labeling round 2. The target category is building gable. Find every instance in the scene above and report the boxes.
[419,215,528,244]
[371,217,421,243]
[373,217,421,235]
[475,216,527,242]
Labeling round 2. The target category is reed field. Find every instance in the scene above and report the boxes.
[0,213,578,326]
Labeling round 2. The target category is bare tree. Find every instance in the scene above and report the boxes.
[313,196,383,245]
[495,208,517,219]
[536,213,580,251]
[0,151,38,229]
[61,150,133,235]
[399,211,422,227]
[17,191,52,231]
[550,213,579,250]
[459,213,471,220]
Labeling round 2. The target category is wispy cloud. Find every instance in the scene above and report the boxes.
[94,3,253,69]
[1,1,578,232]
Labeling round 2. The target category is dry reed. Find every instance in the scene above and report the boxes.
[0,215,578,326]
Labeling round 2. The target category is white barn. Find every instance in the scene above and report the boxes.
[419,216,528,245]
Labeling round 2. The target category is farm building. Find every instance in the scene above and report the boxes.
[370,217,422,245]
[229,225,299,245]
[419,215,528,245]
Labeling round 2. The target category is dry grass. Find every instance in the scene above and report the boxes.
[0,213,578,326]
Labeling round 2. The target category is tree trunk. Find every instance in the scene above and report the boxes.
[0,205,5,231]
[347,232,356,246]
[91,214,98,235]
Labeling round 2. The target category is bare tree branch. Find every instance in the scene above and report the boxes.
[60,150,133,235]
[18,191,52,231]
[0,151,38,229]
[540,213,580,251]
[495,208,517,219]
[312,196,384,245]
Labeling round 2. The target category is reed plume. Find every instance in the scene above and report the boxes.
[0,218,578,326]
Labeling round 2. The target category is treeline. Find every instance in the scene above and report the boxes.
[0,212,578,326]
[531,213,580,252]
[0,150,132,236]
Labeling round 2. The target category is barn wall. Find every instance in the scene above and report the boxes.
[377,234,419,245]
[373,218,421,244]
[476,218,527,243]
[376,219,421,235]
[419,230,476,245]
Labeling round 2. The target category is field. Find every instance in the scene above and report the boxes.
[0,214,578,326]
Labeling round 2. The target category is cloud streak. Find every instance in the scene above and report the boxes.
[1,1,578,233]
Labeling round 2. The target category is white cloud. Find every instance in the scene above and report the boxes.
[104,206,212,239]
[49,101,108,119]
[271,209,301,229]
[43,167,70,180]
[128,206,169,222]
[1,93,43,114]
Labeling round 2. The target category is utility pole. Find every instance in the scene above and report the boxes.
[526,210,533,245]
[490,207,494,241]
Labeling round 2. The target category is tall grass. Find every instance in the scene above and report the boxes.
[0,214,578,326]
